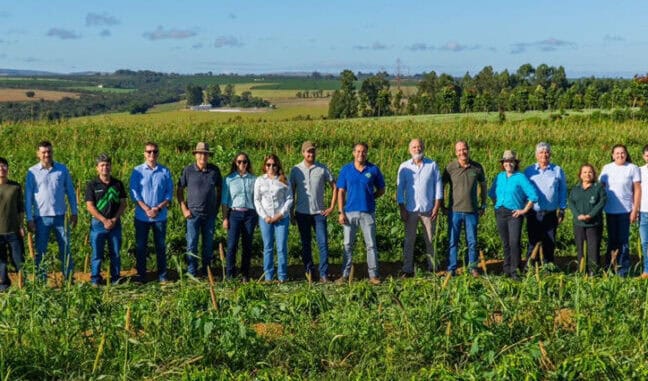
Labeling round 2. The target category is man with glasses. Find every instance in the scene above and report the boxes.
[25,141,78,282]
[336,142,385,285]
[130,142,174,283]
[289,141,336,282]
[177,142,222,277]
[0,157,25,291]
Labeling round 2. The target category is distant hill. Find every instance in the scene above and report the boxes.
[0,68,60,77]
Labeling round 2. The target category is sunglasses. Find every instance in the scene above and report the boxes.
[237,160,248,164]
[145,150,159,154]
[265,163,278,168]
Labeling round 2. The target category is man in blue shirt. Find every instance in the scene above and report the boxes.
[336,142,385,285]
[130,142,174,283]
[396,139,442,277]
[25,141,78,282]
[523,142,567,266]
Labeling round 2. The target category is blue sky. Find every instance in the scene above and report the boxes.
[1,1,646,77]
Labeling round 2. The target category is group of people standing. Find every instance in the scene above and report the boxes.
[1,139,647,290]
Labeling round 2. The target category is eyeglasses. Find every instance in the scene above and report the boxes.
[145,150,159,154]
[237,160,248,164]
[265,163,277,168]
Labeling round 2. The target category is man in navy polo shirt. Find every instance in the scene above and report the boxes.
[177,142,222,277]
[336,142,385,285]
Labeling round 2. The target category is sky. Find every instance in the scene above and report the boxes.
[0,0,646,78]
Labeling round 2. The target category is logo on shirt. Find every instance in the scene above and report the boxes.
[589,196,596,204]
[365,173,372,179]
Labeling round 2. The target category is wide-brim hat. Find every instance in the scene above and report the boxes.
[193,142,213,154]
[499,150,519,162]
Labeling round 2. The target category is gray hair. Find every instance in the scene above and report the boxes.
[409,138,425,150]
[535,142,551,154]
[96,153,111,164]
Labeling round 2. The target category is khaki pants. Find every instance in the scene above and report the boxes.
[402,211,436,273]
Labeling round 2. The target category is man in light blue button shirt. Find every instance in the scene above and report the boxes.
[25,141,78,281]
[523,142,567,266]
[396,139,442,276]
[130,142,174,282]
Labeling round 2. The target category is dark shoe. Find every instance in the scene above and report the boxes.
[471,269,480,278]
[369,277,381,285]
[400,271,414,278]
[241,276,250,283]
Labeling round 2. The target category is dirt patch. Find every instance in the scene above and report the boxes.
[0,88,80,102]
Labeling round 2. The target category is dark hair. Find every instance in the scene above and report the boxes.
[610,144,632,163]
[264,154,287,184]
[578,163,597,180]
[642,144,648,154]
[96,153,111,164]
[229,152,253,175]
[0,157,8,166]
[38,141,52,149]
[455,140,469,150]
[353,142,369,151]
[500,160,520,171]
[144,141,158,149]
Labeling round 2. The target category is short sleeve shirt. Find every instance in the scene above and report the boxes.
[442,160,486,213]
[336,161,385,213]
[289,161,334,214]
[600,162,641,214]
[84,177,127,219]
[178,163,222,217]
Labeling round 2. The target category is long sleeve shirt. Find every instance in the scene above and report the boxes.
[568,182,607,227]
[222,172,256,209]
[25,162,78,221]
[396,157,442,213]
[254,175,293,219]
[524,163,567,212]
[489,171,539,210]
[130,163,174,222]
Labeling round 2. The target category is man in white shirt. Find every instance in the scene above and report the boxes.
[396,139,442,277]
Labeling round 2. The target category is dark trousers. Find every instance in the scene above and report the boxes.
[574,224,602,274]
[0,233,24,289]
[225,210,257,278]
[295,212,330,278]
[526,210,558,264]
[496,208,523,277]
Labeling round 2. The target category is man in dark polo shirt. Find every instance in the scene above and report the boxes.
[85,154,127,286]
[177,142,222,277]
[0,157,25,291]
[442,141,487,276]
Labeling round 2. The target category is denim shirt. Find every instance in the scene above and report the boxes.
[524,163,567,212]
[222,172,256,209]
[25,162,78,221]
[489,171,539,210]
[254,175,293,219]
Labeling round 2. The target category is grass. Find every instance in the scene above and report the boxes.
[66,86,136,94]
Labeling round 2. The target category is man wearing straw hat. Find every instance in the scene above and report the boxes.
[177,142,222,277]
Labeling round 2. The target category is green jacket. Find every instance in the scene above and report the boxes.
[568,182,607,227]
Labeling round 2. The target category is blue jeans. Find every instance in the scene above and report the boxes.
[225,210,258,278]
[0,232,24,289]
[639,212,648,274]
[34,215,73,280]
[606,212,631,276]
[89,219,122,284]
[185,214,216,276]
[342,211,379,278]
[295,212,329,278]
[447,211,479,272]
[259,215,290,281]
[135,219,167,281]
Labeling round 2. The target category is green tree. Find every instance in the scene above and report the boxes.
[185,84,204,106]
[328,70,358,119]
[222,84,236,105]
[359,72,391,116]
[204,84,222,107]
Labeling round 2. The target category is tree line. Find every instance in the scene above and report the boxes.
[185,84,270,108]
[328,64,648,119]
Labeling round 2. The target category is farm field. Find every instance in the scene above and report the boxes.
[0,88,80,102]
[2,113,648,378]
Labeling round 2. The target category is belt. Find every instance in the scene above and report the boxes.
[231,207,250,212]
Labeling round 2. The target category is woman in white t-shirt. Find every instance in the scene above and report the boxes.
[639,145,648,278]
[599,144,641,277]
